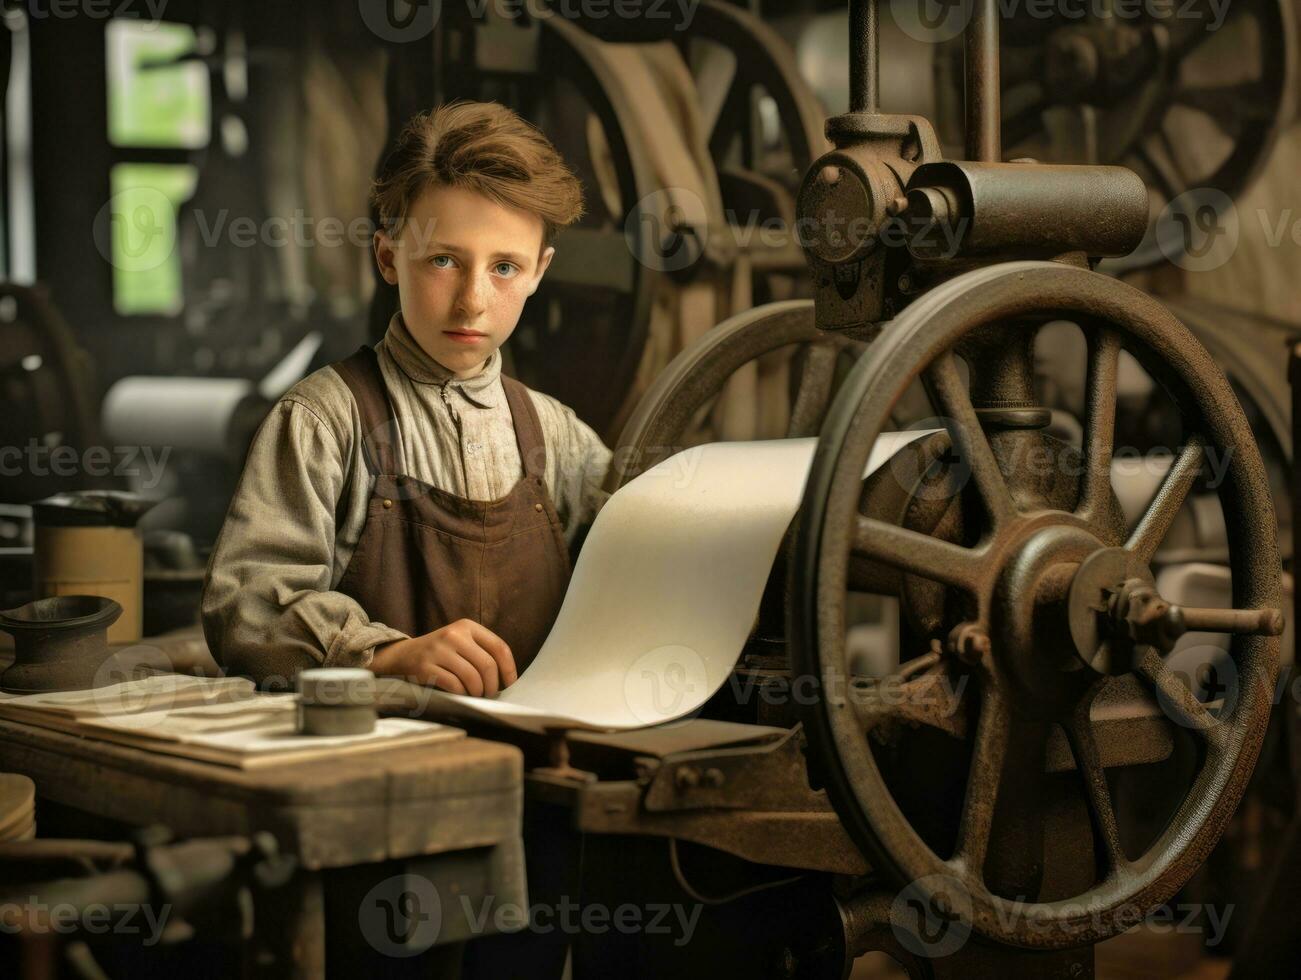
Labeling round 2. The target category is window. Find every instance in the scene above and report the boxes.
[106,20,209,149]
[107,162,197,315]
[104,20,209,314]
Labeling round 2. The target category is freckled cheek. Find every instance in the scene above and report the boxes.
[489,279,534,314]
[403,269,532,321]
[403,269,458,313]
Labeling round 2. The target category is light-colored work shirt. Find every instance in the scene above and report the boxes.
[201,313,612,685]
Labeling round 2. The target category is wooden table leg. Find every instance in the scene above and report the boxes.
[253,870,324,980]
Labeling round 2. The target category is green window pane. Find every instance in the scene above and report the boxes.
[108,163,198,316]
[106,21,209,149]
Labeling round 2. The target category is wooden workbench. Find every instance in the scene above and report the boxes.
[0,713,527,977]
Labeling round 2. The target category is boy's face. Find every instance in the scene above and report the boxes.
[374,184,555,379]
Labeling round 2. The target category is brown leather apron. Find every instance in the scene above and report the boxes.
[330,346,571,675]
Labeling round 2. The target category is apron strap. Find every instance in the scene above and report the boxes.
[331,345,399,476]
[501,375,547,481]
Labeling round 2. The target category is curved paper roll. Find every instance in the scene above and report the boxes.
[103,377,255,455]
[417,434,930,732]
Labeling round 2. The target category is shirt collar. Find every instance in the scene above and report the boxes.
[383,312,502,410]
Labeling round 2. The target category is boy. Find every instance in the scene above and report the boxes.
[202,101,612,695]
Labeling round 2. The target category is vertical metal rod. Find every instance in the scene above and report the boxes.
[1291,341,1301,785]
[964,0,1001,161]
[849,0,879,113]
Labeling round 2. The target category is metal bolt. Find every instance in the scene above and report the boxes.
[703,767,725,788]
[1110,580,1184,653]
[897,274,914,293]
[675,766,700,790]
[886,195,909,217]
[819,165,841,185]
[950,625,991,665]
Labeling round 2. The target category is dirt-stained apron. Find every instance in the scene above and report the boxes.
[330,345,571,675]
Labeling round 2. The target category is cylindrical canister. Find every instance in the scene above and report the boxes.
[34,525,142,645]
[298,668,378,736]
[32,492,157,645]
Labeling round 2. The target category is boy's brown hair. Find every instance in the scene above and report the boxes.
[371,100,585,247]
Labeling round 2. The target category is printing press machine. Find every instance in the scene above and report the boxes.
[360,3,1293,977]
[1,2,1295,978]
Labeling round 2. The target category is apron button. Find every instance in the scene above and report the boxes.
[383,499,393,509]
[534,503,543,512]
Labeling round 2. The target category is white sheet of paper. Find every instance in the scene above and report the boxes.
[417,434,931,733]
[75,694,461,767]
[0,674,256,716]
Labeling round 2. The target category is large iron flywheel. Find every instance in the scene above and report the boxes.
[790,261,1284,949]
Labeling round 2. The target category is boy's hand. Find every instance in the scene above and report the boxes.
[370,620,517,697]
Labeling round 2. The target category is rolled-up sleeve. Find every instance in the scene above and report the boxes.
[201,397,407,687]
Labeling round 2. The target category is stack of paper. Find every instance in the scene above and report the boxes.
[75,696,462,769]
[0,676,462,768]
[0,674,258,733]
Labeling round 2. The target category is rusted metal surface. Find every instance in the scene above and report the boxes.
[528,4,1286,967]
[517,721,865,873]
[790,262,1283,948]
[1072,294,1294,566]
[538,775,868,876]
[842,889,1096,979]
[964,0,1001,163]
[935,0,1297,272]
[848,0,879,114]
[570,719,787,759]
[519,685,1172,893]
[828,649,1172,774]
[641,727,834,813]
[904,161,1149,260]
[797,111,944,328]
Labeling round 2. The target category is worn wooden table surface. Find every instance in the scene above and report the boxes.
[0,714,527,977]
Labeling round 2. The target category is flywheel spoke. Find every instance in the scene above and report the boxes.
[1076,329,1122,525]
[925,353,1016,527]
[1126,436,1206,564]
[853,517,986,593]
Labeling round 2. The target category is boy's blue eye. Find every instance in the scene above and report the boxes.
[429,255,453,268]
[495,262,518,278]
